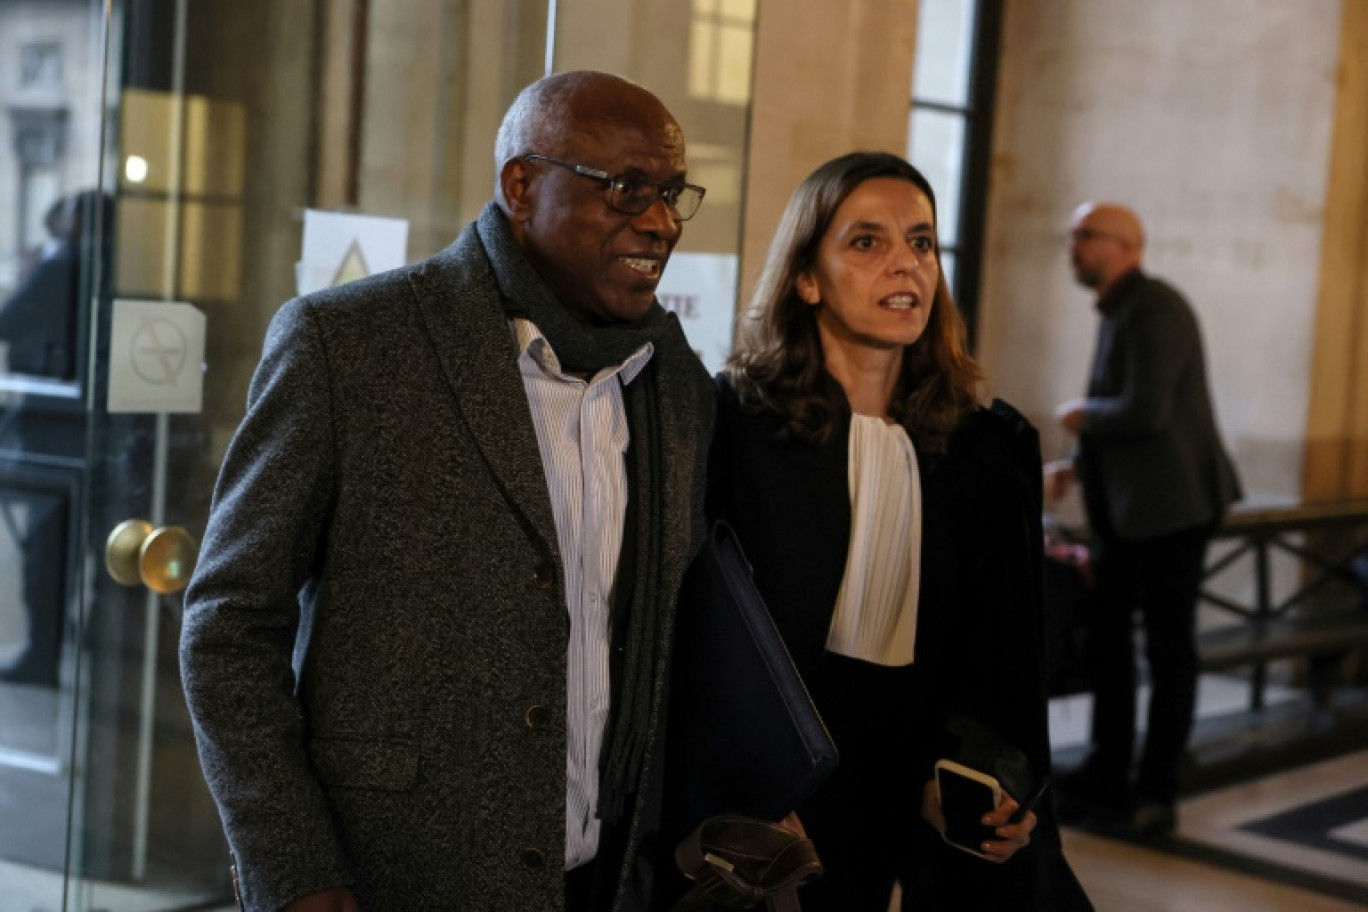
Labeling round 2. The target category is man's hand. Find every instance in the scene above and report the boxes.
[284,887,360,912]
[920,779,1035,864]
[1043,459,1076,501]
[1055,398,1089,434]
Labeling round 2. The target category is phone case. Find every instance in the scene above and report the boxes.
[934,759,1002,859]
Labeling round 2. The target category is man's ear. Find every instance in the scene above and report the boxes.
[500,158,535,223]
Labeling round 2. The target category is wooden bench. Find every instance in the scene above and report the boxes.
[1198,604,1368,673]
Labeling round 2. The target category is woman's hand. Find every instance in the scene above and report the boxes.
[920,779,1036,863]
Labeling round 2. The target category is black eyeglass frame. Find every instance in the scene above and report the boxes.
[1065,227,1126,245]
[522,153,706,221]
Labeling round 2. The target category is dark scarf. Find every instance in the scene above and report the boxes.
[476,203,670,824]
[478,202,668,372]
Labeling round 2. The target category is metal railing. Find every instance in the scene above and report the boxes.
[1200,498,1368,710]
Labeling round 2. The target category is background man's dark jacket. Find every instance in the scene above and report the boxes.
[1076,269,1242,540]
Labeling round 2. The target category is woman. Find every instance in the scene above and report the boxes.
[707,152,1089,910]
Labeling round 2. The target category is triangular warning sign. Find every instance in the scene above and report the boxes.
[330,238,370,287]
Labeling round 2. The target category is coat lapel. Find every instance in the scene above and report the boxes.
[406,225,559,559]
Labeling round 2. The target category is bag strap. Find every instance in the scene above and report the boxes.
[671,816,823,912]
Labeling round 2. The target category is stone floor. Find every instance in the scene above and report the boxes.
[3,673,1366,911]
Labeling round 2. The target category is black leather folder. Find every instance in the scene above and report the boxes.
[665,521,838,825]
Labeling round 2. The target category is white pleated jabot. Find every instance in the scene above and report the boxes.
[825,414,922,667]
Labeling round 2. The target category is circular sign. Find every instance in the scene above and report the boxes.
[130,317,188,386]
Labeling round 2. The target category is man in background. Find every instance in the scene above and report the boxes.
[0,191,97,379]
[1045,202,1241,838]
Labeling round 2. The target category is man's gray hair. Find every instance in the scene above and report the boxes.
[495,80,556,174]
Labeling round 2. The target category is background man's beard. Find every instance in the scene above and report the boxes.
[1073,263,1102,289]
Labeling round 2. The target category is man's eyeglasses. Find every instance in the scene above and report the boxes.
[1067,227,1124,245]
[522,153,706,221]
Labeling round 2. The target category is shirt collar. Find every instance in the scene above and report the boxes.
[1096,267,1145,316]
[513,318,654,384]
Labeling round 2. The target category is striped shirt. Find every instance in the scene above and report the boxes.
[513,318,654,870]
[826,414,922,667]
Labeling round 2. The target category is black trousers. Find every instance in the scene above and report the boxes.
[565,858,600,912]
[565,812,632,912]
[796,769,917,911]
[791,655,1038,911]
[1085,520,1214,805]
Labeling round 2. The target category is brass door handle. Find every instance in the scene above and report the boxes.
[105,520,199,594]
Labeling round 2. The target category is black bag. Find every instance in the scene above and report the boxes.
[666,521,838,825]
[661,522,838,910]
[671,816,823,912]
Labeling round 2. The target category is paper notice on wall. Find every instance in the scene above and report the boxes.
[656,252,738,374]
[107,299,206,414]
[297,210,409,296]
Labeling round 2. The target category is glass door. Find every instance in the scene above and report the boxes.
[0,0,549,907]
[1,0,749,907]
[0,0,326,907]
[0,1,237,908]
[0,3,132,909]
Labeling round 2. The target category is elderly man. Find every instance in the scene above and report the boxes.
[180,71,713,911]
[1045,202,1240,838]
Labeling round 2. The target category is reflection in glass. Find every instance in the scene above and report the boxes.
[558,0,756,370]
[0,10,102,912]
[0,191,105,381]
[688,0,757,105]
[20,43,64,88]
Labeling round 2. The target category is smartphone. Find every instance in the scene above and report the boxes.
[934,759,1002,859]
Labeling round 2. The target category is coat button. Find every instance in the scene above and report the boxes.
[534,560,555,591]
[524,704,548,731]
[522,847,546,869]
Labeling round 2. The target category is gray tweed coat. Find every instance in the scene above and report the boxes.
[180,220,714,911]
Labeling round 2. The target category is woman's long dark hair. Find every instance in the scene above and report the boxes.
[725,151,983,454]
